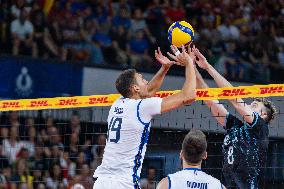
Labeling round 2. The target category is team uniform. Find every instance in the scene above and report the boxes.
[93,97,162,189]
[167,168,225,189]
[222,112,268,188]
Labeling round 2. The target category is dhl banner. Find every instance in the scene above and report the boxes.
[0,84,283,111]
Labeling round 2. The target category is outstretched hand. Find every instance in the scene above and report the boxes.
[193,48,209,69]
[155,47,177,68]
[167,45,193,66]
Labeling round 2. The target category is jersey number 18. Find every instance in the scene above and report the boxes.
[107,117,122,143]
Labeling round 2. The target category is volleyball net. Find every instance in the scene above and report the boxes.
[0,84,284,188]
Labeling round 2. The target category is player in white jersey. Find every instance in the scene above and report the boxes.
[93,46,197,189]
[157,129,226,189]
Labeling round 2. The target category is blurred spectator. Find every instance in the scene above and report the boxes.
[11,10,37,57]
[0,149,11,189]
[66,133,80,162]
[127,30,152,69]
[31,3,59,58]
[11,0,32,19]
[140,167,156,189]
[74,164,93,189]
[165,0,185,24]
[2,126,25,163]
[217,18,240,40]
[29,144,46,174]
[278,46,284,67]
[46,164,67,189]
[91,134,106,171]
[24,126,37,157]
[11,159,33,189]
[32,163,45,189]
[129,8,155,44]
[112,7,131,32]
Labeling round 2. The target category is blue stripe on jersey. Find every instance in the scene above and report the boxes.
[132,100,151,189]
[221,182,224,189]
[167,176,172,189]
[183,168,202,171]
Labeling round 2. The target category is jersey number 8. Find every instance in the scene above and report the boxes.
[107,117,122,143]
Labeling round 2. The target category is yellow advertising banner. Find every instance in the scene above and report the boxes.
[0,84,283,111]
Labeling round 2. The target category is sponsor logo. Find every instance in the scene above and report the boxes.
[1,101,20,109]
[196,90,211,98]
[15,67,33,97]
[218,89,249,97]
[30,100,49,107]
[260,86,284,94]
[114,107,123,114]
[88,97,109,104]
[155,92,174,98]
[58,99,79,106]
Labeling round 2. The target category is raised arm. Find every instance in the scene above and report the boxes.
[194,48,254,123]
[196,68,228,126]
[146,47,176,97]
[160,45,196,113]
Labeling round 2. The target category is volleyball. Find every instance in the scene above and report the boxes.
[168,21,194,47]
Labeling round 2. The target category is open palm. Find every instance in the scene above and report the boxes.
[155,47,176,68]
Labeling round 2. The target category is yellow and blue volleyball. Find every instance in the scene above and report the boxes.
[168,21,194,47]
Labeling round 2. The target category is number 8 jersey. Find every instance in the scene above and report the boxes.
[93,97,162,188]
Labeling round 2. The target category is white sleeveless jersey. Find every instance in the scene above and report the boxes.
[93,97,162,187]
[168,168,225,189]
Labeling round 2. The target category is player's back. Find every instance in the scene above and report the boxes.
[168,168,224,189]
[94,97,162,186]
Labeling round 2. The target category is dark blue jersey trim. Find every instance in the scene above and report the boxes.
[183,168,202,171]
[167,176,171,189]
[137,100,151,126]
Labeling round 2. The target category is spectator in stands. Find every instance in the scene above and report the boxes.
[0,126,9,141]
[31,2,59,58]
[32,163,45,189]
[46,127,64,149]
[91,134,106,171]
[8,111,20,127]
[278,46,284,67]
[11,9,37,57]
[129,8,155,44]
[75,163,93,189]
[29,144,46,174]
[140,167,156,189]
[112,7,131,32]
[66,133,80,162]
[127,30,152,69]
[11,158,33,189]
[24,126,36,157]
[2,126,25,163]
[217,18,240,40]
[76,152,87,173]
[110,25,128,67]
[11,0,32,19]
[165,0,186,24]
[46,163,67,189]
[0,150,11,189]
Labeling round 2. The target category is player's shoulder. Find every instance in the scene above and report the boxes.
[200,171,223,185]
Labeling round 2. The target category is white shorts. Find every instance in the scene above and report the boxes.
[93,177,135,189]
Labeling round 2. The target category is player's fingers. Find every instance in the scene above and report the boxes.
[158,47,162,55]
[170,45,179,53]
[167,52,178,61]
[181,45,186,53]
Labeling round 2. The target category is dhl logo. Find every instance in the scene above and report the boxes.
[155,92,174,98]
[58,99,80,106]
[218,89,249,97]
[1,101,21,108]
[196,91,212,98]
[260,87,284,94]
[29,100,49,107]
[88,97,109,104]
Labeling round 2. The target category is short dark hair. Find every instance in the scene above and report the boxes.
[182,129,207,164]
[255,98,277,123]
[115,69,137,98]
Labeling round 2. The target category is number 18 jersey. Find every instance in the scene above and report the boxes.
[93,97,162,188]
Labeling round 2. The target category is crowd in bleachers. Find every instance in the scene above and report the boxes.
[0,0,284,82]
[0,111,104,189]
